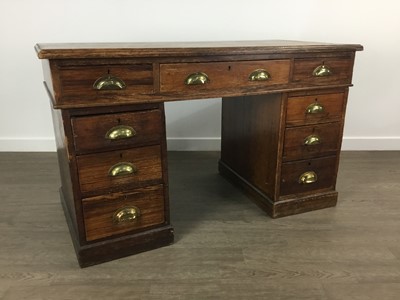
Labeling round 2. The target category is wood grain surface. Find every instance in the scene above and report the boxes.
[0,151,399,299]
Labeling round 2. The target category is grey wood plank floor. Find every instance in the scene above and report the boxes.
[0,151,399,300]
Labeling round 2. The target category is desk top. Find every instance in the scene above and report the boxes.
[35,40,363,59]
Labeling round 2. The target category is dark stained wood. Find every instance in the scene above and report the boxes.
[280,156,337,197]
[286,91,345,126]
[160,60,290,94]
[220,93,286,201]
[35,40,363,59]
[292,55,355,85]
[76,145,163,197]
[283,122,341,161]
[37,40,362,267]
[82,185,165,241]
[72,109,163,154]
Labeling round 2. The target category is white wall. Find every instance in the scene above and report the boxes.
[0,0,399,151]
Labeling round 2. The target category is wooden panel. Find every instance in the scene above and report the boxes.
[82,185,165,241]
[160,60,290,94]
[292,56,354,85]
[280,156,337,197]
[221,93,285,200]
[72,109,162,154]
[283,122,341,161]
[286,92,345,126]
[76,145,163,197]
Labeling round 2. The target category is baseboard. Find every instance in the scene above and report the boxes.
[342,137,400,151]
[0,137,56,152]
[1,137,399,152]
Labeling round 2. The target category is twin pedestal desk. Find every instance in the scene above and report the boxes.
[36,40,363,267]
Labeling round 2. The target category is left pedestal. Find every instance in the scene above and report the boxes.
[51,104,174,267]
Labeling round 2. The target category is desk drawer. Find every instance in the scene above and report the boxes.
[160,60,290,94]
[292,56,354,86]
[283,122,341,161]
[72,109,163,154]
[56,63,154,102]
[82,185,165,241]
[280,156,337,197]
[286,92,345,126]
[76,145,163,196]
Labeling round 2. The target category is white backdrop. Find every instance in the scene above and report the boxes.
[1,0,399,151]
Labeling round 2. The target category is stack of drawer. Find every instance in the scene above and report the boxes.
[280,91,346,198]
[70,107,167,242]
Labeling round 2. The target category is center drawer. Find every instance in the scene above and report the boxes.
[159,60,290,94]
[72,109,163,154]
[76,145,163,197]
[82,185,165,241]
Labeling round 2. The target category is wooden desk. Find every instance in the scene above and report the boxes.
[36,40,363,267]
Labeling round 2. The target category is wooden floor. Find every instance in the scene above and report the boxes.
[0,151,400,299]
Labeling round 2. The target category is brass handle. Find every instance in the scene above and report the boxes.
[304,134,321,146]
[105,125,136,140]
[312,65,332,77]
[306,103,325,114]
[113,206,141,224]
[249,69,271,81]
[299,171,318,184]
[184,72,210,85]
[108,162,137,177]
[93,75,126,90]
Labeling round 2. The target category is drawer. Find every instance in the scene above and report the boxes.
[280,156,337,197]
[56,63,154,101]
[283,122,341,161]
[160,60,290,94]
[76,145,163,196]
[286,92,345,126]
[82,185,165,241]
[72,109,163,154]
[292,56,354,85]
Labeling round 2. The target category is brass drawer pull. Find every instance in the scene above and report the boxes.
[185,72,210,85]
[249,69,270,81]
[108,162,137,177]
[312,65,332,77]
[93,75,126,90]
[306,103,325,114]
[113,206,141,224]
[299,171,318,184]
[304,134,321,146]
[105,125,136,140]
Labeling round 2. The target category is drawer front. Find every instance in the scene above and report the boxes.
[286,92,345,126]
[280,156,337,197]
[82,185,165,241]
[283,122,341,161]
[76,145,163,196]
[57,63,154,99]
[72,109,163,154]
[292,57,354,85]
[160,60,290,94]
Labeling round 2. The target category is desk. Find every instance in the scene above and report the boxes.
[36,40,363,267]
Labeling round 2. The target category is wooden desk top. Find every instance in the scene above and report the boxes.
[35,40,363,59]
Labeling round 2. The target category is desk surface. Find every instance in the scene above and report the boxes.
[35,40,363,59]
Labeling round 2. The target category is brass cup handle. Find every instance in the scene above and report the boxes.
[185,72,210,85]
[306,103,325,114]
[299,171,318,184]
[312,65,332,77]
[105,125,136,140]
[249,69,271,81]
[304,134,321,146]
[108,162,137,177]
[113,206,141,224]
[93,75,126,90]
